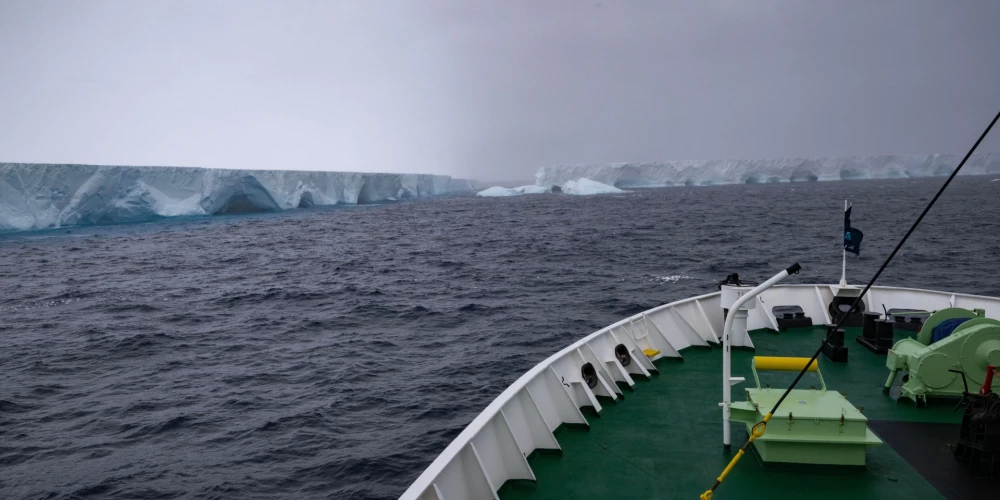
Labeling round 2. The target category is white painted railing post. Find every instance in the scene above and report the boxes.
[720,263,800,449]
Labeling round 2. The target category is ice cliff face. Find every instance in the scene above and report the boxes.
[0,164,475,231]
[535,154,1000,188]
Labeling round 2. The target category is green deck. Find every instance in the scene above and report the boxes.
[500,326,965,500]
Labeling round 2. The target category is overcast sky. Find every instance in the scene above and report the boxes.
[1,1,998,180]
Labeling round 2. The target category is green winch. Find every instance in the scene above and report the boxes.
[884,307,1000,405]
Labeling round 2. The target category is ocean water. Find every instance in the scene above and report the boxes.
[2,177,999,499]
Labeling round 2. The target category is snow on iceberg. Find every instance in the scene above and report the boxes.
[561,178,625,196]
[0,163,475,231]
[476,185,550,197]
[535,154,1000,188]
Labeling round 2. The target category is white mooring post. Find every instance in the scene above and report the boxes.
[720,264,800,448]
[840,200,848,288]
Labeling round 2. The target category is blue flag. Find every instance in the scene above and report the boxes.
[844,205,863,255]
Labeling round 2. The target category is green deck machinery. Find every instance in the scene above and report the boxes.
[730,356,882,466]
[884,307,1000,405]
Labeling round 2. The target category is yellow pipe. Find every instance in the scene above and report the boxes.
[754,356,818,372]
[716,449,744,483]
[699,413,772,499]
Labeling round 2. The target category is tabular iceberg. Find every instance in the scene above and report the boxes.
[535,154,1000,188]
[0,163,475,231]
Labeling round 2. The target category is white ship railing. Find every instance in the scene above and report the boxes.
[399,284,1000,500]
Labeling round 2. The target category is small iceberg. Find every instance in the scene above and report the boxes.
[518,185,550,194]
[476,185,550,197]
[476,186,520,197]
[561,178,625,196]
[476,178,623,197]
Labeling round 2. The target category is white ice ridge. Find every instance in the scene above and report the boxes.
[476,185,550,197]
[0,164,476,231]
[535,153,1000,188]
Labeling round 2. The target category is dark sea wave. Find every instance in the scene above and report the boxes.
[2,177,999,499]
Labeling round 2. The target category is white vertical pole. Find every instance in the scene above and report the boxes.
[840,200,848,287]
[722,308,748,448]
[721,265,800,448]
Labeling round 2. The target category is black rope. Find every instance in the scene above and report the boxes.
[764,108,1000,419]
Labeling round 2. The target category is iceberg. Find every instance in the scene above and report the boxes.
[518,185,550,195]
[0,163,475,232]
[561,178,625,196]
[535,154,1000,188]
[476,185,550,197]
[476,186,521,197]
